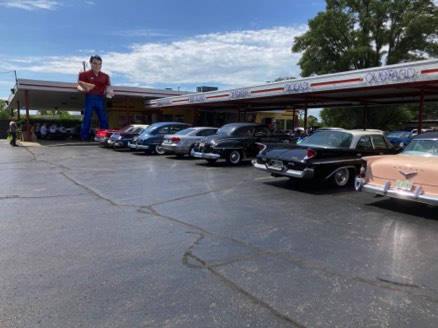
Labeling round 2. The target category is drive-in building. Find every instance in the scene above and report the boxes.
[5,58,438,141]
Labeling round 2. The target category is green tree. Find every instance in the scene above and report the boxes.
[297,114,319,128]
[293,0,438,74]
[36,110,73,119]
[0,99,11,119]
[320,105,414,130]
[292,0,438,128]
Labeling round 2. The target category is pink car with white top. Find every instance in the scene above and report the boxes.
[355,131,438,206]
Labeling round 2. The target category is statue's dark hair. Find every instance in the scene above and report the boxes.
[89,55,102,63]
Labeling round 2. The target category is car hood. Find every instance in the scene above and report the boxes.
[365,154,438,183]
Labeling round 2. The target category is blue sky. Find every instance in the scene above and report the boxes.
[0,0,326,116]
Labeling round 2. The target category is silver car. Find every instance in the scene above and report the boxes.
[162,127,218,157]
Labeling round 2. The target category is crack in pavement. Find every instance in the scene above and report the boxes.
[62,167,438,305]
[17,150,438,326]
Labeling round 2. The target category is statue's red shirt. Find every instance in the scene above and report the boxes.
[78,70,111,95]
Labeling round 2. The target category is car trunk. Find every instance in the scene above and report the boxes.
[368,154,438,186]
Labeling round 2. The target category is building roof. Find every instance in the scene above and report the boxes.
[6,79,189,111]
[5,59,438,117]
[146,59,438,111]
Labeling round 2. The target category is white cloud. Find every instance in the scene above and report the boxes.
[0,26,307,92]
[0,0,60,10]
[105,26,307,89]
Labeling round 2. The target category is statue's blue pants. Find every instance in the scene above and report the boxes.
[81,94,108,140]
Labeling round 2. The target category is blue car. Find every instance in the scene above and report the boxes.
[128,122,191,154]
[386,130,413,148]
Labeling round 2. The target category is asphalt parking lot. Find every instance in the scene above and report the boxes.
[1,139,438,328]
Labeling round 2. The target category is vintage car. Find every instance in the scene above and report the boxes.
[95,124,146,147]
[386,130,413,148]
[128,122,191,154]
[355,132,438,206]
[191,123,291,165]
[161,127,218,157]
[252,128,399,187]
[107,125,149,149]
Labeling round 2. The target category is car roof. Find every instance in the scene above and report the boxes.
[220,123,263,128]
[191,126,218,129]
[149,121,190,128]
[314,129,384,136]
[413,131,438,139]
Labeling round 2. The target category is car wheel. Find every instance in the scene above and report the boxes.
[155,144,166,155]
[333,168,350,187]
[188,145,195,158]
[226,150,242,165]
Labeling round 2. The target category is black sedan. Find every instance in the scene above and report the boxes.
[253,128,399,187]
[191,123,290,165]
[107,125,149,149]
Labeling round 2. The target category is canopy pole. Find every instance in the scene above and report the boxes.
[14,100,20,119]
[25,90,31,141]
[362,104,368,130]
[125,96,130,125]
[292,109,296,129]
[303,100,308,131]
[418,89,424,134]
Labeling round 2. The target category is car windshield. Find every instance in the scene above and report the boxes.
[387,131,410,138]
[300,131,353,148]
[140,125,154,135]
[216,125,236,135]
[131,127,144,134]
[174,128,195,136]
[403,139,438,156]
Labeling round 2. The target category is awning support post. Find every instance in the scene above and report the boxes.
[363,104,368,130]
[25,90,31,141]
[14,100,20,119]
[125,96,130,125]
[303,100,308,131]
[418,89,424,134]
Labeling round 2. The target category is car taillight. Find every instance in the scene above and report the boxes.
[171,137,181,143]
[357,162,367,177]
[255,142,266,153]
[304,149,316,160]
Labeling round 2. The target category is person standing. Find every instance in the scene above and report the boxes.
[9,118,18,147]
[40,123,48,139]
[77,55,114,141]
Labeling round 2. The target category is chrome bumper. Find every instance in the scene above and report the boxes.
[252,161,314,179]
[355,178,438,206]
[135,144,150,150]
[111,141,125,148]
[191,150,221,160]
[128,143,149,150]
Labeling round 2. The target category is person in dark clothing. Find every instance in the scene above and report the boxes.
[9,118,18,147]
